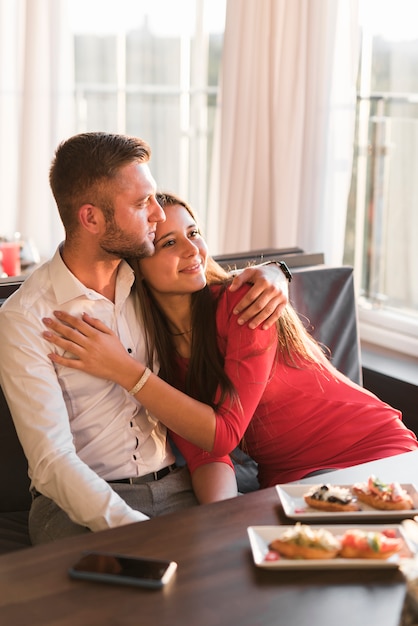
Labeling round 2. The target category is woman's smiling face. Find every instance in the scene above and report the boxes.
[139,202,208,296]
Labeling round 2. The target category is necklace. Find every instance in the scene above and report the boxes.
[169,328,193,337]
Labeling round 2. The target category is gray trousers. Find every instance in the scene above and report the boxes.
[29,466,198,545]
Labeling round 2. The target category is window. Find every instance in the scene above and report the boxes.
[345,0,418,359]
[69,0,226,230]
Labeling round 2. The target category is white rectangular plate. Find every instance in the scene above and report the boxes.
[276,483,418,521]
[247,524,414,570]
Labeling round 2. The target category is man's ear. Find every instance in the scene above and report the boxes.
[78,204,103,234]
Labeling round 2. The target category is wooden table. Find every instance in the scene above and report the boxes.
[0,458,413,626]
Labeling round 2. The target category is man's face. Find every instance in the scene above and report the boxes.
[99,162,165,259]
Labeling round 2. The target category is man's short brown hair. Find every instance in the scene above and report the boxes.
[49,132,151,233]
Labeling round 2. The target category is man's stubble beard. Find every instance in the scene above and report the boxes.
[100,219,155,260]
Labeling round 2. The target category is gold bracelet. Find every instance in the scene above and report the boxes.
[128,367,152,395]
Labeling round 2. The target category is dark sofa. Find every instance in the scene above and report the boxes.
[0,386,31,552]
[0,251,361,554]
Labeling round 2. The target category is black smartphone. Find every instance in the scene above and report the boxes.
[68,551,177,589]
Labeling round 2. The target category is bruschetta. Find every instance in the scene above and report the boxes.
[352,475,414,511]
[339,528,402,559]
[304,484,360,512]
[269,523,341,560]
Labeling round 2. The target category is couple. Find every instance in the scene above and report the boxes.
[2,132,416,545]
[0,132,291,544]
[41,193,418,495]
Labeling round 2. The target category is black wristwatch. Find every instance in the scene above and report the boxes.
[264,260,292,282]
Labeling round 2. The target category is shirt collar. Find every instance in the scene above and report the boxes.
[48,244,136,306]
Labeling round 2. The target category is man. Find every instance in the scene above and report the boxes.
[0,132,289,544]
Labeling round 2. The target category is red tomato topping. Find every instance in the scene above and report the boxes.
[265,550,281,562]
[341,528,401,553]
[341,530,369,550]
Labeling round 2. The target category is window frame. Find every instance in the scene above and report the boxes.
[350,19,418,364]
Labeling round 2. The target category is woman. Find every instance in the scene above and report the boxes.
[42,193,418,499]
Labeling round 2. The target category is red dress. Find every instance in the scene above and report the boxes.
[170,285,418,488]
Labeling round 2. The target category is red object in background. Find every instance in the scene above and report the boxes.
[0,242,21,276]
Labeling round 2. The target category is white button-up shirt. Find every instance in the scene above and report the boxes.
[0,247,174,531]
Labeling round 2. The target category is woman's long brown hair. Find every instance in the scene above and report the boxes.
[129,192,330,410]
[129,193,237,409]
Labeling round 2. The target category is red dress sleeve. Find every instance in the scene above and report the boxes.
[170,430,234,474]
[211,284,278,456]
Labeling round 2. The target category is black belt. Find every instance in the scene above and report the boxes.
[31,464,178,500]
[108,464,177,485]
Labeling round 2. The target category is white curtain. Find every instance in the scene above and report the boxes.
[208,0,359,266]
[0,0,73,259]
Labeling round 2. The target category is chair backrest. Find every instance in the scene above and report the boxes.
[290,265,361,385]
[0,278,25,306]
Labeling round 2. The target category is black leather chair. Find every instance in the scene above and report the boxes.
[0,385,31,552]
